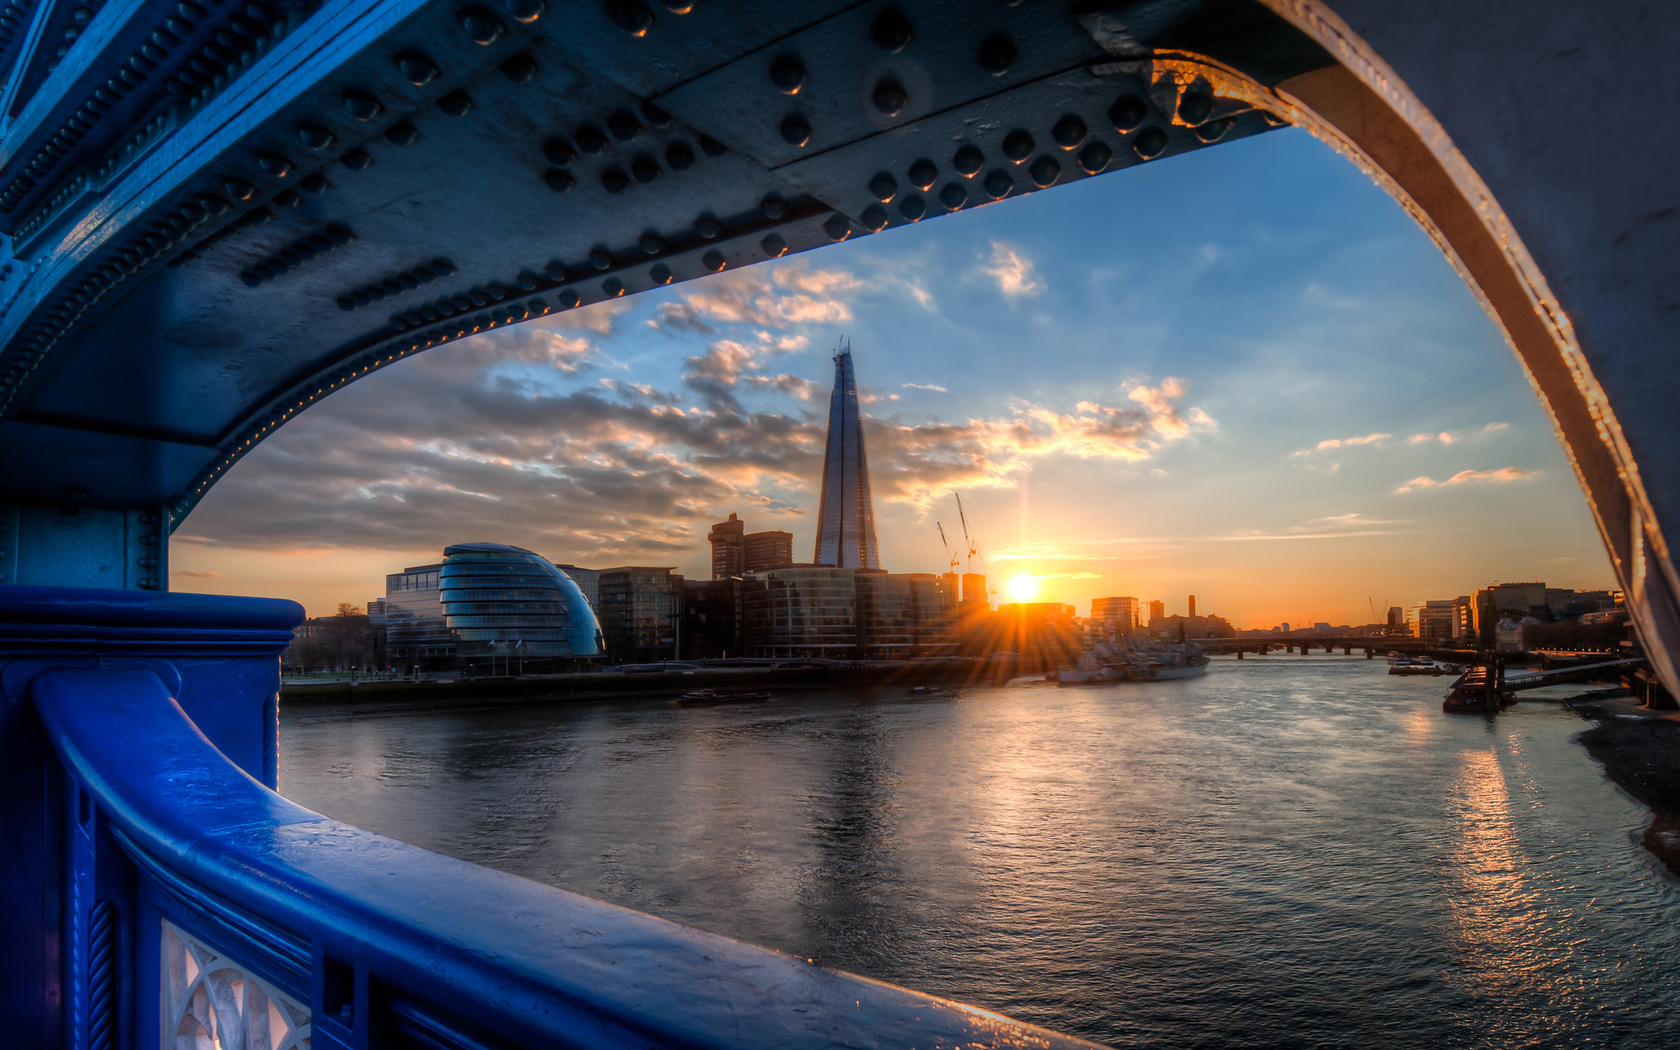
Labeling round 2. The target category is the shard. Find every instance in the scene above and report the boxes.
[813,340,881,569]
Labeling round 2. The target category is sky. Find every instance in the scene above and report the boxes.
[171,127,1615,626]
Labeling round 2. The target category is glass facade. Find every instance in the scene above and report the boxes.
[813,346,880,569]
[596,567,678,664]
[385,563,454,666]
[743,568,858,658]
[439,544,603,661]
[908,572,958,656]
[856,571,914,658]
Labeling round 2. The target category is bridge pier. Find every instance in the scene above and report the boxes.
[1237,649,1244,659]
[0,502,171,590]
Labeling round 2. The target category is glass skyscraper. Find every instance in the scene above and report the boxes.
[813,342,881,569]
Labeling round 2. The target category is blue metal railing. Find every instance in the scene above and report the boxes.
[29,662,1101,1049]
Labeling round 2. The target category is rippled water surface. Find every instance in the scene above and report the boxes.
[280,656,1680,1048]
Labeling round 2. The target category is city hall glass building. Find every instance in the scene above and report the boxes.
[439,543,603,668]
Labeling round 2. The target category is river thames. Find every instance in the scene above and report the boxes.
[280,656,1680,1048]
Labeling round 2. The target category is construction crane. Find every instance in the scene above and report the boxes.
[936,522,959,574]
[955,493,980,573]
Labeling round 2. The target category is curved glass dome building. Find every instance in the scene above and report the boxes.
[439,543,604,665]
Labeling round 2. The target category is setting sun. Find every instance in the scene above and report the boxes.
[1007,575,1040,602]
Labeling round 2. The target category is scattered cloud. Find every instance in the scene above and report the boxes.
[1408,422,1510,445]
[646,262,860,333]
[980,240,1045,297]
[1294,432,1390,455]
[1023,571,1103,580]
[172,568,223,578]
[1396,466,1542,493]
[903,382,947,392]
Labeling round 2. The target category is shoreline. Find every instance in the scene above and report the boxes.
[1568,694,1680,878]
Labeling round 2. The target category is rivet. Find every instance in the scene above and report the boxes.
[978,32,1016,76]
[898,194,924,221]
[340,150,372,171]
[824,214,851,241]
[256,153,293,177]
[1076,140,1112,174]
[1194,118,1232,143]
[702,249,726,271]
[1028,155,1060,188]
[631,156,662,183]
[953,145,984,177]
[500,52,538,82]
[301,174,331,193]
[326,225,356,245]
[696,218,721,239]
[982,170,1012,199]
[438,90,474,116]
[871,6,912,52]
[666,142,696,170]
[239,270,262,287]
[908,158,937,189]
[602,277,625,297]
[641,234,665,254]
[699,135,727,157]
[780,116,811,147]
[545,138,579,165]
[1051,115,1086,149]
[761,233,787,257]
[608,110,643,140]
[452,296,472,310]
[601,170,629,193]
[869,171,898,202]
[1109,95,1147,132]
[576,125,607,154]
[761,197,787,220]
[545,168,576,192]
[273,190,301,208]
[487,285,509,301]
[770,56,806,95]
[459,6,506,44]
[641,99,673,127]
[223,178,254,199]
[661,0,693,11]
[559,289,581,308]
[650,264,673,284]
[503,0,546,22]
[545,260,568,280]
[297,123,335,150]
[873,79,907,116]
[1178,93,1215,126]
[1132,126,1167,159]
[938,182,967,210]
[395,52,440,86]
[591,250,614,269]
[518,273,540,290]
[343,90,383,120]
[608,0,653,36]
[1001,129,1033,162]
[384,122,419,146]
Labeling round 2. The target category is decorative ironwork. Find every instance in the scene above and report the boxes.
[162,919,310,1050]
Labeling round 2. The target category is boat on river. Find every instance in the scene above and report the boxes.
[1057,636,1209,684]
[678,688,772,706]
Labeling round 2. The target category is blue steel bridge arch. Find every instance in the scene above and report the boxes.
[2,0,1679,1046]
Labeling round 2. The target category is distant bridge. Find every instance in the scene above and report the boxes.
[1201,636,1442,658]
[4,2,1680,1048]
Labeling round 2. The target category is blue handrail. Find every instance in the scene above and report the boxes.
[31,666,1102,1049]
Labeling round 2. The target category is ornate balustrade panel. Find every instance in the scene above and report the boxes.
[29,660,1104,1049]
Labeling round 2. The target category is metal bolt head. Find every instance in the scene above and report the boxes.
[953,145,984,177]
[908,158,937,189]
[1028,155,1060,188]
[342,90,383,121]
[1109,95,1148,132]
[771,56,806,95]
[780,115,811,147]
[1131,126,1167,160]
[873,79,907,116]
[1051,114,1086,149]
[871,7,912,52]
[978,32,1016,76]
[869,171,898,202]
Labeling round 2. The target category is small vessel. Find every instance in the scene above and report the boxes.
[1122,647,1210,681]
[678,688,771,706]
[1057,635,1208,684]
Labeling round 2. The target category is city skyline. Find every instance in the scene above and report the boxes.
[169,128,1613,623]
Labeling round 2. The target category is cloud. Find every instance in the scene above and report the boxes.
[1023,571,1103,580]
[647,262,859,332]
[903,382,947,392]
[1316,432,1390,450]
[1396,466,1542,493]
[1409,422,1510,445]
[980,240,1044,297]
[172,569,223,578]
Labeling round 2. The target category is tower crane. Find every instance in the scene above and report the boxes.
[937,522,959,574]
[955,493,979,573]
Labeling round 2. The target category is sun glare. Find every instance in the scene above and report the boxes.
[1007,575,1039,602]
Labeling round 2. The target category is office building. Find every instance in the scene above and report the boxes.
[597,567,680,664]
[1148,600,1165,622]
[856,570,915,658]
[961,572,988,607]
[743,567,858,658]
[439,543,604,669]
[710,513,796,579]
[909,573,959,656]
[1188,595,1197,617]
[813,342,881,569]
[1475,582,1548,645]
[679,577,744,659]
[745,528,794,572]
[385,563,454,669]
[1091,597,1141,635]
